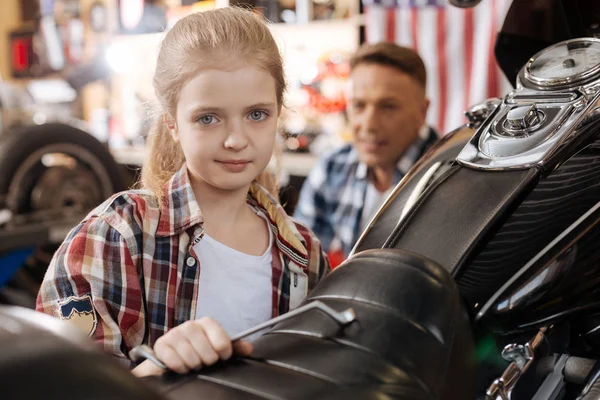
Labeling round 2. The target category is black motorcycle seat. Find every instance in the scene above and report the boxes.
[0,306,164,400]
[0,249,475,400]
[156,248,475,400]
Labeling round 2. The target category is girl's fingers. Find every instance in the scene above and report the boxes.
[172,337,202,370]
[181,320,221,366]
[131,359,168,378]
[198,317,234,360]
[154,341,188,374]
[233,340,254,356]
[153,318,246,375]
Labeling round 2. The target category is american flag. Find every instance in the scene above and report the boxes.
[363,0,513,134]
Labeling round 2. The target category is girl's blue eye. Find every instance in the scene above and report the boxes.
[198,115,216,125]
[249,110,267,121]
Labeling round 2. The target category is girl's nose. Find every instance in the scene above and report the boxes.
[224,128,249,150]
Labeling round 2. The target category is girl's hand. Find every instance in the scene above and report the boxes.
[131,317,253,377]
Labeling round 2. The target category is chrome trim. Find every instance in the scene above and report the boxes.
[349,161,444,258]
[458,38,600,170]
[501,106,545,135]
[492,246,577,315]
[349,126,474,258]
[476,201,600,321]
[507,92,578,104]
[129,344,167,370]
[502,343,534,370]
[399,162,442,220]
[465,98,502,129]
[486,328,547,400]
[490,104,562,140]
[231,301,356,342]
[457,89,596,171]
[129,301,357,371]
[577,365,600,399]
[523,38,600,90]
[586,325,600,336]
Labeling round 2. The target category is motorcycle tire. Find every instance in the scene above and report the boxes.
[0,122,128,308]
[0,122,126,212]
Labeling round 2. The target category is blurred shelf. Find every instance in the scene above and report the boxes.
[269,15,364,28]
[111,146,146,166]
[279,152,317,177]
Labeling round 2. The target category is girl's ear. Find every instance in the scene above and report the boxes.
[163,114,179,142]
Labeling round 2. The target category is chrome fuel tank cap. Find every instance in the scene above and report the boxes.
[502,103,544,135]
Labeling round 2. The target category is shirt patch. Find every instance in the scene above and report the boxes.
[58,294,97,336]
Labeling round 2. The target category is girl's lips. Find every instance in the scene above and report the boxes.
[219,159,250,164]
[216,160,250,172]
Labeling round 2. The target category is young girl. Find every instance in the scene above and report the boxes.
[36,7,329,377]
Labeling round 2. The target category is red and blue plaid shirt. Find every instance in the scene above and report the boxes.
[36,165,329,365]
[294,127,439,258]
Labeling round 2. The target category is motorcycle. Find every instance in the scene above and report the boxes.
[3,0,600,398]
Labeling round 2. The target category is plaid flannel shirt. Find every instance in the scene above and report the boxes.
[294,126,438,258]
[36,165,329,365]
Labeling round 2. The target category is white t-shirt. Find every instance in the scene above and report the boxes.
[359,182,393,233]
[194,209,273,341]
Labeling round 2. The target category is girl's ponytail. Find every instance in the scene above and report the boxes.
[140,116,185,204]
[256,161,280,203]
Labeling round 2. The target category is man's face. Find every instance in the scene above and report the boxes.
[347,63,429,169]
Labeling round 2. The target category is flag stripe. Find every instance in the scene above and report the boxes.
[386,9,396,42]
[497,0,514,94]
[463,7,474,113]
[487,0,499,99]
[470,2,493,109]
[417,7,439,132]
[395,8,413,47]
[411,7,419,51]
[445,5,466,131]
[436,10,448,133]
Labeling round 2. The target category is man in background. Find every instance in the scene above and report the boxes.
[294,42,439,262]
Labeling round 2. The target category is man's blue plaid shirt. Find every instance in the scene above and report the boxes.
[294,126,439,258]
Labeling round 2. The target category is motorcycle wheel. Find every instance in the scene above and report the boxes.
[0,122,127,307]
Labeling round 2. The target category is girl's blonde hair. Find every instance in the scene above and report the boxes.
[141,7,285,202]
